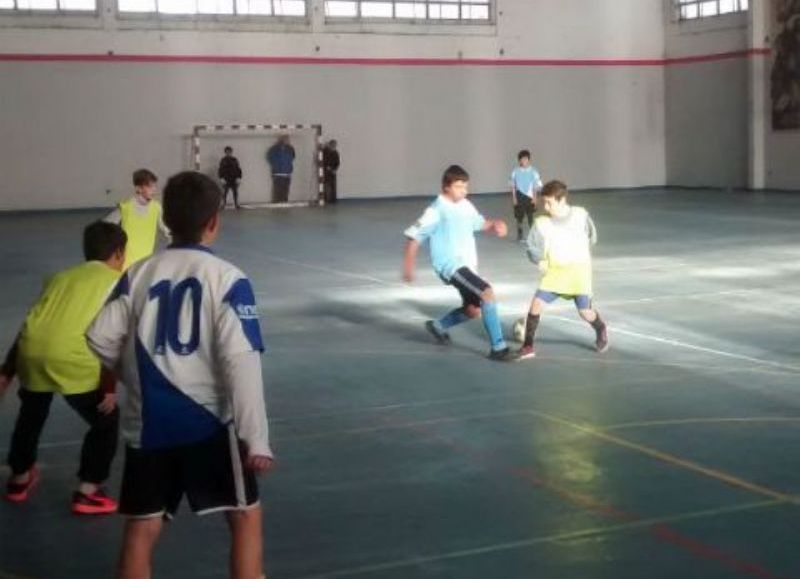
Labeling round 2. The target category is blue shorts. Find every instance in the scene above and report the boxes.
[535,290,592,310]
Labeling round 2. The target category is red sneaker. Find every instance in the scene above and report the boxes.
[515,345,537,361]
[5,467,39,503]
[71,488,118,515]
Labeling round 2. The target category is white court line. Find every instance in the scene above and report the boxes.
[550,314,800,374]
[290,500,781,579]
[263,256,396,287]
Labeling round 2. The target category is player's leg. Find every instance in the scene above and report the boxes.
[227,506,264,579]
[64,389,119,513]
[513,197,525,241]
[117,445,176,578]
[232,183,240,209]
[6,389,53,500]
[575,296,608,353]
[449,268,510,359]
[517,290,557,360]
[184,426,264,577]
[118,517,163,579]
[525,197,535,229]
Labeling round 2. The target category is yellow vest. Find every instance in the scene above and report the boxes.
[536,214,593,296]
[120,198,162,269]
[17,261,121,394]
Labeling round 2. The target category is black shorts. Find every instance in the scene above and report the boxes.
[449,267,490,308]
[119,425,260,519]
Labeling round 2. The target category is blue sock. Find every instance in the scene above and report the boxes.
[438,308,470,330]
[481,301,507,350]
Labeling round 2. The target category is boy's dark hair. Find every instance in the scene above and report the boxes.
[518,150,531,161]
[133,169,158,187]
[83,221,127,262]
[163,171,222,244]
[442,165,470,188]
[540,180,568,200]
[224,146,233,153]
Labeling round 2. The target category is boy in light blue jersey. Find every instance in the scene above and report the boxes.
[510,150,543,242]
[403,165,513,361]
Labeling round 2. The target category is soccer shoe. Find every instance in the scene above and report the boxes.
[488,347,514,362]
[595,326,609,354]
[71,488,118,515]
[425,320,451,345]
[515,345,537,361]
[5,467,39,503]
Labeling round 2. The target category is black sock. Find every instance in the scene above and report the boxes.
[590,313,605,332]
[524,313,540,347]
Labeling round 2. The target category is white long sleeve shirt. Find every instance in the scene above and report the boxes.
[86,244,272,458]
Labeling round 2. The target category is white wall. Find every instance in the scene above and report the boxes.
[0,0,667,210]
[665,1,800,191]
[664,11,749,188]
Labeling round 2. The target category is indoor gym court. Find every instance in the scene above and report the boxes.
[1,188,800,578]
[3,0,800,577]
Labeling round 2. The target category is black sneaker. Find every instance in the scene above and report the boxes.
[425,320,451,345]
[488,347,514,362]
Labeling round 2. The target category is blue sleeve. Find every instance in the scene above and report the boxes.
[222,278,265,352]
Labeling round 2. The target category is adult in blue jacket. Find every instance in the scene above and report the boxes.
[266,135,296,203]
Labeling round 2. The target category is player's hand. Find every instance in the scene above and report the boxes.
[220,178,227,185]
[236,179,241,185]
[97,393,117,415]
[0,373,11,397]
[246,455,274,474]
[493,220,508,238]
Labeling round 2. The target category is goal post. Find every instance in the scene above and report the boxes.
[191,123,325,207]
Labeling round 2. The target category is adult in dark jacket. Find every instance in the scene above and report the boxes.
[266,135,296,203]
[218,146,243,209]
[322,139,340,205]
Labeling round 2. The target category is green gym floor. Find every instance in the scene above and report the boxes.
[1,188,800,579]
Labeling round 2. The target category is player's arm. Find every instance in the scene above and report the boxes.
[103,206,122,225]
[221,351,273,472]
[86,278,131,370]
[482,219,508,238]
[402,207,439,282]
[219,277,273,472]
[402,238,420,282]
[586,214,598,245]
[0,334,20,395]
[510,171,518,205]
[526,223,546,265]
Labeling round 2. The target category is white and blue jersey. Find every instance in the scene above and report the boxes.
[404,195,486,281]
[87,245,272,458]
[510,166,542,199]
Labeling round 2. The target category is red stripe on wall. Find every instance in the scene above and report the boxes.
[0,48,771,66]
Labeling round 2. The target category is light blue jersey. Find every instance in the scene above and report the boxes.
[510,166,542,199]
[404,195,486,281]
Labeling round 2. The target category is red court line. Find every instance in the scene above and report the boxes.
[0,48,771,66]
[401,418,792,579]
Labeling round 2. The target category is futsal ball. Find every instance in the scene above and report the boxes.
[512,317,526,343]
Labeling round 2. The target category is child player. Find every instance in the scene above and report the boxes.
[403,165,514,361]
[87,171,273,579]
[510,150,542,242]
[517,180,608,360]
[105,168,170,270]
[0,221,125,514]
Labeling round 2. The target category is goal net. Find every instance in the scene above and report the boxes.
[192,123,324,207]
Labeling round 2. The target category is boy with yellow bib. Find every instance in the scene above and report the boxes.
[517,180,608,359]
[105,169,170,269]
[0,222,126,513]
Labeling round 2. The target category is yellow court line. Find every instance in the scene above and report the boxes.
[528,409,797,504]
[604,416,800,431]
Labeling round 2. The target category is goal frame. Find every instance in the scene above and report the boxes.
[191,123,325,207]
